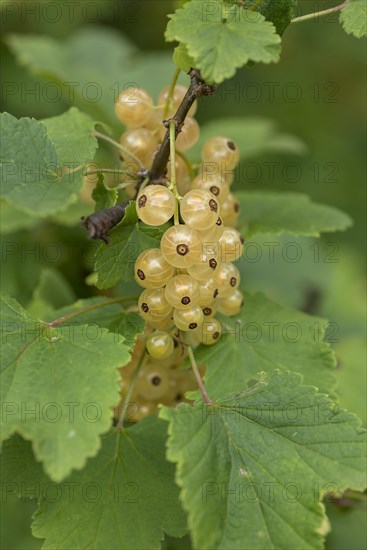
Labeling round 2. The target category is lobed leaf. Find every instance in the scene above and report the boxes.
[161,371,366,549]
[192,292,337,399]
[0,110,98,216]
[1,419,187,549]
[237,192,353,238]
[165,0,281,83]
[340,0,367,38]
[0,294,131,481]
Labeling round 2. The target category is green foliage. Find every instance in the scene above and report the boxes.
[192,292,336,399]
[258,0,299,35]
[94,202,169,289]
[173,43,196,73]
[237,192,353,238]
[6,28,183,129]
[0,294,131,481]
[340,0,367,38]
[27,268,76,319]
[166,0,281,83]
[161,371,366,550]
[92,174,118,211]
[1,421,187,549]
[0,110,97,215]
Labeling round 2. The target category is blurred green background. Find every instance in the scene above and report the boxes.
[1,0,365,548]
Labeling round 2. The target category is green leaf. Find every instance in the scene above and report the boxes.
[94,202,169,289]
[6,28,183,129]
[49,297,145,347]
[2,419,187,549]
[27,268,76,320]
[173,43,195,73]
[340,0,367,38]
[0,294,130,482]
[6,28,137,126]
[42,107,98,167]
[189,117,307,160]
[0,200,39,234]
[237,192,353,238]
[192,292,336,399]
[0,111,97,215]
[161,371,366,550]
[165,0,281,83]
[258,0,298,35]
[92,173,118,211]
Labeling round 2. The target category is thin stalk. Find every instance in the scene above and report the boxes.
[176,150,195,179]
[163,68,181,119]
[116,352,147,429]
[169,121,181,225]
[187,345,214,405]
[291,2,347,23]
[84,168,140,179]
[47,296,137,328]
[93,130,144,170]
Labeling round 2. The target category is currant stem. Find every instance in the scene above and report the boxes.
[149,69,216,184]
[291,2,347,23]
[93,130,144,170]
[187,345,214,405]
[116,351,147,429]
[47,296,137,328]
[176,150,195,179]
[84,168,140,179]
[163,67,181,119]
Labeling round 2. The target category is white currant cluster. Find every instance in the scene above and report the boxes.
[114,84,244,418]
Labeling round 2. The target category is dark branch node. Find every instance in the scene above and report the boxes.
[81,201,128,244]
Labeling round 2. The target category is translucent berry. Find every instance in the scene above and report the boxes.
[191,174,230,204]
[136,185,176,226]
[137,364,170,400]
[180,189,219,231]
[198,216,224,244]
[197,318,222,346]
[138,288,172,322]
[115,87,154,128]
[202,136,240,171]
[134,248,175,289]
[219,227,244,263]
[165,274,200,309]
[215,263,240,297]
[187,249,220,281]
[160,117,200,152]
[220,193,240,227]
[119,128,158,166]
[198,278,219,306]
[173,306,204,331]
[160,225,202,268]
[146,331,175,359]
[217,290,244,316]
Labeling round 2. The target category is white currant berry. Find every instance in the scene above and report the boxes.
[160,225,202,268]
[165,274,200,309]
[136,185,176,226]
[180,189,220,230]
[219,227,244,263]
[173,305,204,331]
[202,136,240,171]
[134,248,175,289]
[215,263,240,297]
[138,288,172,322]
[146,331,175,359]
[217,289,244,316]
[115,87,154,128]
[119,128,158,166]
